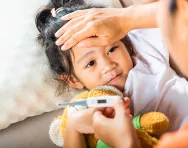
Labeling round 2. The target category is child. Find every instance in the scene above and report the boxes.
[35,0,188,147]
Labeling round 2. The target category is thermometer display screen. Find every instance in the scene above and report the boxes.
[97,100,106,104]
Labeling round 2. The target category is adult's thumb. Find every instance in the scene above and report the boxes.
[114,98,127,120]
[93,111,110,130]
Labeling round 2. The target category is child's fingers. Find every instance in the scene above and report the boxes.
[109,105,131,118]
[107,108,131,119]
[129,114,133,118]
[124,97,130,105]
[94,97,131,119]
[95,107,106,112]
[126,108,131,115]
[123,97,130,108]
[110,110,115,118]
[103,97,131,118]
[103,107,114,117]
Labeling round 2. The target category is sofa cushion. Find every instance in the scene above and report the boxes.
[0,0,113,131]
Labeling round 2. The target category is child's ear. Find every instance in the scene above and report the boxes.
[60,74,84,89]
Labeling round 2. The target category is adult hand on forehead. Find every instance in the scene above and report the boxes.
[55,8,133,50]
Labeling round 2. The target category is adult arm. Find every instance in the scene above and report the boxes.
[55,2,158,50]
[132,0,158,5]
[155,123,188,148]
[120,0,158,7]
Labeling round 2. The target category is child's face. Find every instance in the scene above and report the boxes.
[71,41,133,91]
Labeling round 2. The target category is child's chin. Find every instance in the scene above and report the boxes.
[110,84,124,92]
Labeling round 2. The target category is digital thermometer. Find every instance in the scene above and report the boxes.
[57,96,123,108]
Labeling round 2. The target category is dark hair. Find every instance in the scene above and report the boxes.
[35,0,133,92]
[169,0,177,14]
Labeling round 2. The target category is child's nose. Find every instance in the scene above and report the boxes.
[101,60,117,74]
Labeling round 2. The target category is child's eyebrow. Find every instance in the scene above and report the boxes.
[76,50,95,64]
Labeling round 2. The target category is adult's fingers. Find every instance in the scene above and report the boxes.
[61,25,97,50]
[93,111,111,139]
[93,111,111,130]
[114,98,128,120]
[76,37,109,48]
[61,9,89,20]
[55,16,85,38]
[56,20,86,46]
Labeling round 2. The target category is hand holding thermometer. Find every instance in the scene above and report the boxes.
[57,96,123,108]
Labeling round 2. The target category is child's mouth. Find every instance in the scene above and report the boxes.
[107,73,122,84]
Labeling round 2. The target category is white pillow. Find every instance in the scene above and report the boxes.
[0,0,80,130]
[0,0,111,130]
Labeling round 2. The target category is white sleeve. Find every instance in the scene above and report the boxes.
[128,28,169,65]
[155,75,188,131]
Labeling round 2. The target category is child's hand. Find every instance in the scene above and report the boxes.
[99,97,131,118]
[64,109,90,148]
[68,107,95,134]
[66,97,131,134]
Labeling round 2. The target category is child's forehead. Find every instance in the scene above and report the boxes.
[71,46,104,63]
[71,41,123,63]
[72,41,122,55]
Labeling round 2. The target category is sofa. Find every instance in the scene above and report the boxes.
[0,0,133,148]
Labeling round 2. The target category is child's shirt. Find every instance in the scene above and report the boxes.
[125,28,188,132]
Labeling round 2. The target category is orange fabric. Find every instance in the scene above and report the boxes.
[155,123,188,148]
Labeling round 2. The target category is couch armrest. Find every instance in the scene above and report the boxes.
[0,109,63,148]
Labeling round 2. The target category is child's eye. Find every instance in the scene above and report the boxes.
[86,61,95,67]
[108,46,118,55]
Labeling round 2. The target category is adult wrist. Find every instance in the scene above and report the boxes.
[113,131,142,148]
[115,138,138,148]
[120,2,158,33]
[116,140,141,148]
[119,7,135,34]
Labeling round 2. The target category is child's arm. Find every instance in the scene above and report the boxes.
[64,107,96,148]
[64,114,87,148]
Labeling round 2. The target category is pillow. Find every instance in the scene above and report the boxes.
[0,0,77,130]
[0,0,112,130]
